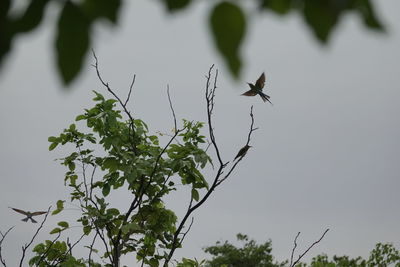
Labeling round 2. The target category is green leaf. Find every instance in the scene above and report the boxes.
[261,0,292,15]
[355,0,385,30]
[191,188,199,202]
[10,0,50,34]
[50,227,62,234]
[210,2,246,78]
[68,162,76,171]
[56,1,91,85]
[102,183,110,196]
[81,0,121,23]
[163,0,192,12]
[103,157,118,171]
[49,142,58,151]
[48,136,58,142]
[52,200,65,215]
[303,0,339,43]
[121,222,141,234]
[107,208,120,216]
[83,225,92,235]
[149,258,159,267]
[58,221,69,228]
[75,114,86,121]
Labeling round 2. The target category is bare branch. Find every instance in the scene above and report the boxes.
[19,206,51,267]
[165,65,252,266]
[178,217,194,248]
[290,229,329,267]
[205,65,224,166]
[167,84,178,131]
[92,50,138,155]
[0,226,14,267]
[289,232,301,267]
[124,75,136,107]
[88,232,98,266]
[216,105,258,186]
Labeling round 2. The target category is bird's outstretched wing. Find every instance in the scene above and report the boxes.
[11,208,29,215]
[242,90,258,96]
[255,72,265,89]
[31,211,48,216]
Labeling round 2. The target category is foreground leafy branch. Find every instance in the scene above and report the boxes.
[0,0,385,85]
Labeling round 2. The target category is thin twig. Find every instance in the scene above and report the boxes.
[165,65,248,266]
[124,75,136,107]
[178,217,194,248]
[92,50,138,156]
[289,232,301,267]
[216,106,258,186]
[290,229,329,267]
[0,226,14,267]
[88,232,98,266]
[167,85,177,131]
[19,206,51,267]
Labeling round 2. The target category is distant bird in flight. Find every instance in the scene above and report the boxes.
[234,145,251,161]
[10,207,47,223]
[242,72,272,104]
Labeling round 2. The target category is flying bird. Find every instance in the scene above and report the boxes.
[242,72,272,104]
[234,145,251,161]
[10,208,47,223]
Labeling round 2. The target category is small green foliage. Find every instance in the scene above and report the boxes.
[51,200,65,215]
[30,240,89,266]
[296,242,400,266]
[49,227,62,234]
[204,233,285,267]
[57,221,69,228]
[177,258,206,267]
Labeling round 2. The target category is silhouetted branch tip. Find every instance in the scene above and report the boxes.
[289,228,329,267]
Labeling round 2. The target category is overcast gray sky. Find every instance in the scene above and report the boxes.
[0,0,399,265]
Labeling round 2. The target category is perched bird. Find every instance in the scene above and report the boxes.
[242,72,272,104]
[234,145,251,160]
[10,208,47,223]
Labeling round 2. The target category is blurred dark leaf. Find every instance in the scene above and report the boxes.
[303,0,342,43]
[0,0,11,18]
[354,0,384,30]
[0,0,12,67]
[56,1,91,85]
[81,0,121,23]
[261,0,385,43]
[210,1,246,78]
[260,0,292,15]
[162,0,192,12]
[11,0,50,33]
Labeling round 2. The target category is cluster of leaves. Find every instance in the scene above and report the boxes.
[203,233,285,267]
[31,91,212,266]
[296,242,400,267]
[187,234,400,267]
[0,0,384,85]
[29,239,91,267]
